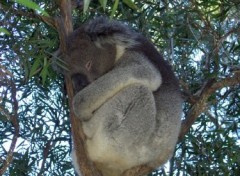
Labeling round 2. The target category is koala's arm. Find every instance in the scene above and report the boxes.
[73,52,162,120]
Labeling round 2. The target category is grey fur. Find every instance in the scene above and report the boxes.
[65,17,183,176]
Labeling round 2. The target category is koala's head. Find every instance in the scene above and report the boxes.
[65,26,116,93]
[64,17,139,93]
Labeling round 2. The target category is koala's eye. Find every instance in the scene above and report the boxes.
[85,60,92,71]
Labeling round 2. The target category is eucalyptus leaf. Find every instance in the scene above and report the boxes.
[122,0,139,11]
[14,0,49,16]
[84,0,91,13]
[29,57,41,78]
[99,0,108,11]
[0,27,11,35]
[110,0,119,18]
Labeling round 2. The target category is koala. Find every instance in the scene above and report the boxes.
[65,17,182,176]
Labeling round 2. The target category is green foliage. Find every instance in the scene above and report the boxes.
[0,0,239,175]
[98,0,108,11]
[14,0,49,16]
[0,27,11,35]
[83,0,139,15]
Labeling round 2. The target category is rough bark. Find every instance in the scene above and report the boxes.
[55,1,101,175]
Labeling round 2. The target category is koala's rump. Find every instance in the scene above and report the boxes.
[83,84,156,173]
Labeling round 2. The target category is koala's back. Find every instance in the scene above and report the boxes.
[149,84,182,167]
[85,84,156,175]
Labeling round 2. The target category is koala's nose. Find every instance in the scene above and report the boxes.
[71,73,90,94]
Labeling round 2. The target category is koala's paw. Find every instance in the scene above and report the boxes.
[72,95,93,121]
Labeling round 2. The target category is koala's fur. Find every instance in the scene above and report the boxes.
[64,17,182,176]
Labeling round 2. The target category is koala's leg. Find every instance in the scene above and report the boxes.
[84,84,156,174]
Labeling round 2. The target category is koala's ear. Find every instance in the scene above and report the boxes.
[84,17,131,40]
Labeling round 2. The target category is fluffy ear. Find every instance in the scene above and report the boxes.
[83,17,139,49]
[84,17,129,38]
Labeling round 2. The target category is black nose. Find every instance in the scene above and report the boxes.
[71,73,90,94]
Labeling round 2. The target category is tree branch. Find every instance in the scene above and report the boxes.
[0,81,19,175]
[178,72,240,141]
[55,0,101,175]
